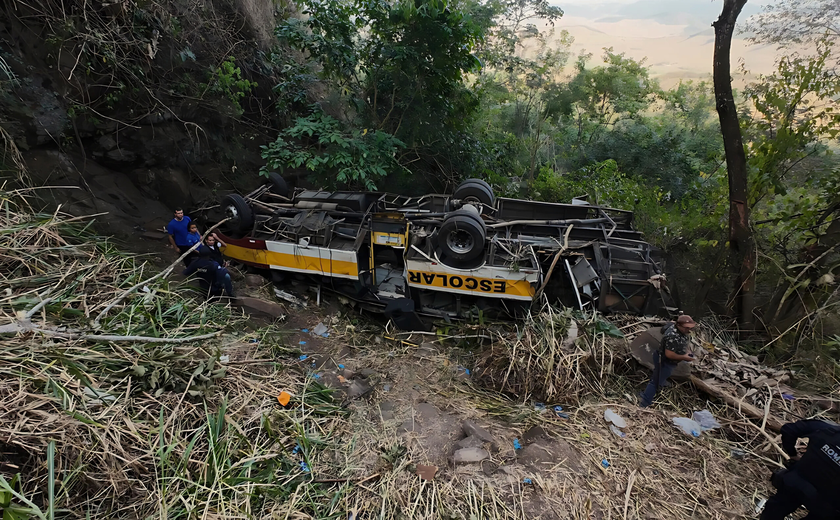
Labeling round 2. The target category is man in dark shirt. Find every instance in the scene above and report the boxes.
[761,419,840,519]
[640,314,696,407]
[183,247,235,298]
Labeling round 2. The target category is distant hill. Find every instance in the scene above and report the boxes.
[539,0,780,87]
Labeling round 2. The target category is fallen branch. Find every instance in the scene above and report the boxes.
[93,218,230,327]
[534,225,574,301]
[690,375,784,432]
[0,318,221,343]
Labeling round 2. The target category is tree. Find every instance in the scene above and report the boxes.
[745,0,840,72]
[269,0,488,189]
[713,0,754,326]
[544,49,661,164]
[745,0,840,46]
[743,38,840,205]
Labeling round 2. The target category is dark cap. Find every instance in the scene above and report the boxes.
[676,315,697,329]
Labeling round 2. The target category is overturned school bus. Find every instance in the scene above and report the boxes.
[215,175,675,325]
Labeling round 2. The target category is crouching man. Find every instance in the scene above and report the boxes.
[183,247,235,299]
[639,315,696,407]
[761,419,840,519]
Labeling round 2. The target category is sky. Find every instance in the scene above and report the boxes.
[540,0,781,85]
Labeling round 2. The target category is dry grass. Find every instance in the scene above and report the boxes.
[0,188,824,519]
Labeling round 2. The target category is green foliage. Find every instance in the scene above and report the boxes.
[202,57,257,113]
[276,0,490,186]
[261,112,406,190]
[742,38,840,205]
[0,474,46,520]
[545,49,661,127]
[532,160,727,249]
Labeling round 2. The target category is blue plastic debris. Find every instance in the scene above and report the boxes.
[554,406,563,412]
[513,439,522,450]
[301,328,309,333]
[338,364,345,369]
[299,341,307,346]
[691,430,701,438]
[523,478,532,484]
[465,368,471,375]
[299,461,310,473]
[601,459,610,468]
[249,338,260,343]
[782,393,795,401]
[313,373,321,379]
[292,444,301,454]
[299,355,308,361]
[534,403,546,412]
[556,412,569,419]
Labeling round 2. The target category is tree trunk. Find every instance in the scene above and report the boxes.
[713,0,755,326]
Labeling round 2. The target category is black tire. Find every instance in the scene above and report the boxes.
[222,194,254,235]
[267,172,288,197]
[454,179,495,207]
[448,207,485,228]
[438,214,486,265]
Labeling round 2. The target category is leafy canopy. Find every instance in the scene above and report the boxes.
[265,0,490,188]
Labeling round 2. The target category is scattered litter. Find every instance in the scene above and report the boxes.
[337,375,347,384]
[299,354,308,361]
[292,444,302,454]
[782,393,795,401]
[338,364,345,369]
[465,368,470,375]
[311,361,316,367]
[312,322,330,337]
[82,387,117,406]
[604,408,627,428]
[416,464,438,481]
[513,439,522,450]
[554,405,563,412]
[299,341,307,346]
[556,412,569,419]
[299,461,310,473]
[692,409,721,431]
[219,355,230,364]
[277,392,292,406]
[274,288,308,307]
[609,425,626,438]
[313,373,321,379]
[249,338,259,343]
[523,478,533,484]
[755,498,767,514]
[731,449,746,459]
[601,459,610,468]
[383,384,391,392]
[672,417,704,437]
[301,328,309,333]
[534,403,546,412]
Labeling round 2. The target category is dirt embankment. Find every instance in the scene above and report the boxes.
[0,0,293,238]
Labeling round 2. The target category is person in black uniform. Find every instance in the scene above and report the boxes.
[183,247,235,298]
[761,419,840,519]
[203,233,227,266]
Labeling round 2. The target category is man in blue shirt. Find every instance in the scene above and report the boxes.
[166,208,192,263]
